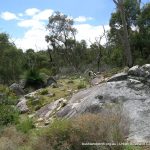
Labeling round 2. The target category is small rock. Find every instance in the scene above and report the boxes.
[51,83,58,88]
[47,77,57,87]
[28,114,35,118]
[37,118,44,122]
[67,89,72,92]
[24,90,38,99]
[47,93,55,97]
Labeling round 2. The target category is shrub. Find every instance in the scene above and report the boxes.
[24,69,45,90]
[17,117,35,133]
[27,96,43,111]
[33,112,129,150]
[0,105,19,126]
[39,68,52,76]
[40,89,49,95]
[0,85,18,105]
[77,80,86,89]
[124,145,141,150]
[0,127,29,150]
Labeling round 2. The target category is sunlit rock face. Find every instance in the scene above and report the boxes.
[57,64,150,143]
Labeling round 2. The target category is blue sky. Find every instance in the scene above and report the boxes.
[0,0,149,50]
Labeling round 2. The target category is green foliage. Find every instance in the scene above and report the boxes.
[0,85,19,126]
[27,96,43,111]
[0,105,19,126]
[77,80,86,89]
[40,89,49,95]
[17,117,35,133]
[0,85,18,105]
[77,84,86,89]
[124,145,141,150]
[39,68,51,76]
[24,69,45,89]
[109,1,150,66]
[0,33,23,84]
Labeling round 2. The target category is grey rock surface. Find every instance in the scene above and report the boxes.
[17,97,29,113]
[107,72,128,82]
[56,64,150,143]
[16,64,150,143]
[90,76,104,85]
[57,81,150,143]
[9,83,25,96]
[36,98,67,119]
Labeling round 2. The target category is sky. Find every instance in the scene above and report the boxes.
[0,0,149,51]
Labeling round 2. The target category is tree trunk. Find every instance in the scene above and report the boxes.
[113,0,133,67]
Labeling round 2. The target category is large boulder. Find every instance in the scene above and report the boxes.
[128,65,141,76]
[56,80,150,143]
[141,64,150,72]
[55,65,150,143]
[9,83,25,96]
[128,64,150,83]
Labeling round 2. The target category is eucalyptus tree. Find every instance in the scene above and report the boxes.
[112,0,137,67]
[45,11,77,68]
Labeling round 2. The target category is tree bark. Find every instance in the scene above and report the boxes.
[113,0,133,67]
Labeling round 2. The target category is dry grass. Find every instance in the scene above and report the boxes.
[33,110,129,150]
[0,127,29,150]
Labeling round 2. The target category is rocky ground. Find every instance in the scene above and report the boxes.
[16,64,150,144]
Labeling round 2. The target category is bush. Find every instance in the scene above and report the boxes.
[33,112,129,150]
[77,80,86,89]
[27,96,43,111]
[39,68,52,76]
[40,89,49,95]
[17,117,35,133]
[0,105,19,126]
[24,69,45,90]
[124,145,141,150]
[0,85,18,105]
[0,127,29,150]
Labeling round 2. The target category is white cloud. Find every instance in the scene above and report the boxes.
[14,8,54,51]
[14,23,110,51]
[33,9,53,21]
[74,16,93,23]
[18,19,45,28]
[14,26,49,51]
[1,8,109,51]
[18,13,24,17]
[75,24,110,45]
[17,9,53,28]
[25,8,40,16]
[0,11,18,20]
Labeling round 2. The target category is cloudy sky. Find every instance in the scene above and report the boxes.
[0,0,149,51]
